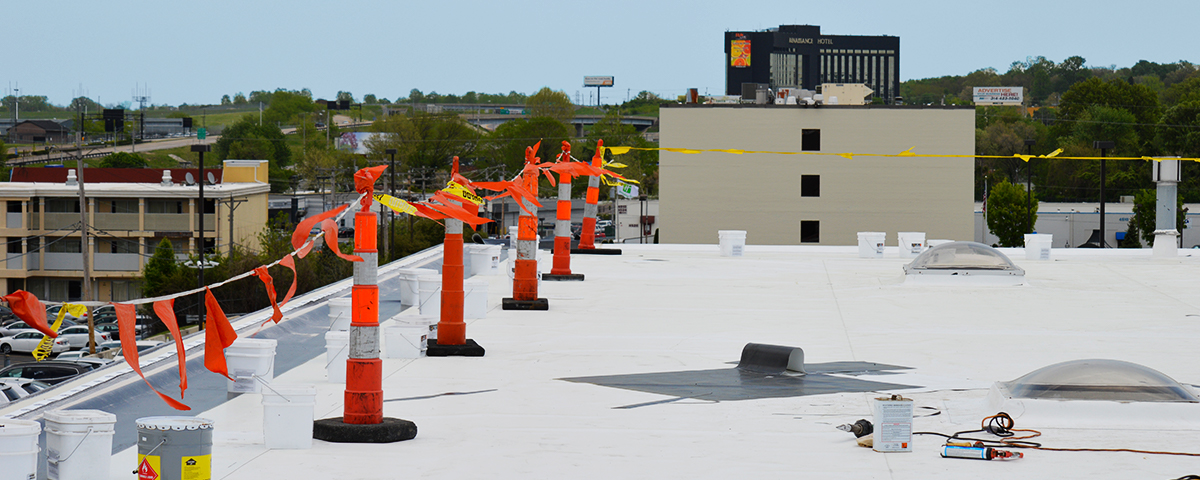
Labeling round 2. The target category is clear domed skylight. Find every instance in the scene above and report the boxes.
[998,359,1198,403]
[903,241,1024,277]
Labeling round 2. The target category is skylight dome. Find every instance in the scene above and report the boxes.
[997,359,1198,403]
[903,241,1024,277]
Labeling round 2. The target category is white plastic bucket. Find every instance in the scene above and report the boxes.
[396,268,437,307]
[328,297,352,331]
[384,325,427,359]
[464,278,488,319]
[418,274,442,318]
[717,230,747,257]
[1024,234,1053,260]
[468,244,502,276]
[0,419,39,480]
[225,338,277,393]
[325,331,349,383]
[44,409,116,480]
[398,315,438,341]
[857,232,886,258]
[262,384,316,449]
[897,232,926,258]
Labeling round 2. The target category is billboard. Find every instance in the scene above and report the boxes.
[973,87,1023,105]
[730,39,751,68]
[584,76,615,87]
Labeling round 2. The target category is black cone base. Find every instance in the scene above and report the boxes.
[502,297,549,310]
[426,338,485,357]
[313,417,417,443]
[571,248,622,255]
[541,273,584,281]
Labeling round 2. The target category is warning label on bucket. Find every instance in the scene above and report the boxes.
[138,454,160,480]
[181,454,211,480]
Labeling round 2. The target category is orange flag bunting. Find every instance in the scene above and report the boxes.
[1,290,55,338]
[114,302,190,410]
[320,219,364,262]
[253,266,283,324]
[354,165,388,208]
[151,299,189,398]
[292,203,349,253]
[278,254,300,306]
[204,288,238,381]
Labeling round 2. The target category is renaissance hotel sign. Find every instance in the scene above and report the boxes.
[973,87,1023,105]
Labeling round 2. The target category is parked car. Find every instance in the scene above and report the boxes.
[0,378,52,399]
[111,341,166,359]
[0,331,70,354]
[0,319,78,337]
[94,322,121,341]
[55,325,112,350]
[57,355,112,368]
[0,360,99,385]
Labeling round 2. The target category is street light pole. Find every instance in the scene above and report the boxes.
[386,148,397,261]
[1024,139,1035,233]
[1094,141,1115,248]
[191,144,211,327]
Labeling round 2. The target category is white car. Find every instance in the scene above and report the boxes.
[0,331,69,354]
[55,325,112,350]
[0,378,52,400]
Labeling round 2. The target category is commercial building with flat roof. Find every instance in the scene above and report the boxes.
[0,160,270,301]
[726,25,900,103]
[659,104,974,245]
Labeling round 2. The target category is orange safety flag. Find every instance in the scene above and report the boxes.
[253,266,283,324]
[320,219,364,263]
[547,160,625,182]
[424,197,493,227]
[1,291,55,338]
[292,203,349,253]
[114,302,189,410]
[204,288,238,381]
[354,165,389,208]
[152,299,189,398]
[473,180,542,216]
[412,202,449,221]
[278,254,300,306]
[450,156,474,191]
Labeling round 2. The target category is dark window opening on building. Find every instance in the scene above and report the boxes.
[801,175,820,197]
[67,281,81,302]
[802,129,820,151]
[800,221,820,243]
[203,199,216,214]
[203,238,216,255]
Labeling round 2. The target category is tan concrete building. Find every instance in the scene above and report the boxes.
[0,160,270,302]
[659,105,974,245]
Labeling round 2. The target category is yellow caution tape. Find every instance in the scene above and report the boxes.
[33,303,86,361]
[442,181,485,205]
[605,145,1198,162]
[373,194,417,215]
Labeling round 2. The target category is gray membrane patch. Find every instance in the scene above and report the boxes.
[561,361,917,402]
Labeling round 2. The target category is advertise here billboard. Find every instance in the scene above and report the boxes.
[973,87,1023,105]
[584,76,615,87]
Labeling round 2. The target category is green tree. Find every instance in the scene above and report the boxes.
[1129,188,1187,246]
[1156,100,1200,156]
[98,152,147,168]
[141,238,179,298]
[337,91,355,103]
[233,92,248,105]
[213,117,292,192]
[986,181,1038,247]
[221,95,232,106]
[526,87,574,124]
[484,116,572,175]
[363,94,378,104]
[583,110,659,196]
[261,89,318,126]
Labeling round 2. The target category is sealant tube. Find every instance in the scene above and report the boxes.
[940,445,1022,460]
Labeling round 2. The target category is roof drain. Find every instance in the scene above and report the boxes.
[737,343,806,375]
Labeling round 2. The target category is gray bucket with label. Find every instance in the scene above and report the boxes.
[136,417,213,480]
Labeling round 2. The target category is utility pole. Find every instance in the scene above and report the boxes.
[218,197,247,254]
[191,144,211,328]
[386,148,397,261]
[76,106,95,354]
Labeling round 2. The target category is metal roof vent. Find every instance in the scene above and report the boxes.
[66,169,77,186]
[996,359,1198,403]
[161,170,173,186]
[903,241,1024,285]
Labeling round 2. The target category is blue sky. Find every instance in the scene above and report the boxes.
[7,0,1198,107]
